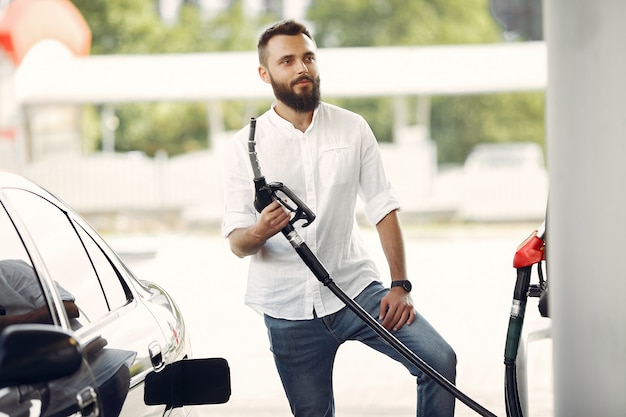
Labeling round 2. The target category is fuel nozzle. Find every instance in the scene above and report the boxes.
[247,117,315,226]
[248,117,274,213]
[253,177,274,213]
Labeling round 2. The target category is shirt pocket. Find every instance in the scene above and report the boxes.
[318,145,353,187]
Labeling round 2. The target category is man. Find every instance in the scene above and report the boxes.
[221,20,456,417]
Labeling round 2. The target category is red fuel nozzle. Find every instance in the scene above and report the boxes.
[513,229,546,268]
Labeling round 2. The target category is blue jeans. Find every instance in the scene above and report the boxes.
[264,282,457,417]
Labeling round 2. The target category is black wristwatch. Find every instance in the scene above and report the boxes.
[390,280,412,293]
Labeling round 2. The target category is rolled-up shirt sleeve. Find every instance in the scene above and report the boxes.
[363,188,401,226]
[357,118,401,226]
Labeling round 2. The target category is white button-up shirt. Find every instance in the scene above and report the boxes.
[222,102,400,320]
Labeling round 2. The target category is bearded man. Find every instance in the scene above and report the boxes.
[221,19,457,417]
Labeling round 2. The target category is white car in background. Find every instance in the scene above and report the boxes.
[460,142,549,222]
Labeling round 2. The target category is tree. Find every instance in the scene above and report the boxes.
[431,92,544,164]
[308,0,502,47]
[307,0,545,164]
[70,0,545,163]
[71,0,269,156]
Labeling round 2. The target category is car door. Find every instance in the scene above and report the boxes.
[0,194,100,417]
[1,187,177,417]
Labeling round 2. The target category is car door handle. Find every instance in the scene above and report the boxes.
[148,341,165,371]
[76,386,98,417]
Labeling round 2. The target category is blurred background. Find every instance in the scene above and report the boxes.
[0,0,548,232]
[0,1,552,416]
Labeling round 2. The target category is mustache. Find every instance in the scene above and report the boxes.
[290,75,315,87]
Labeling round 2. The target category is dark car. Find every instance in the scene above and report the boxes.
[0,171,230,417]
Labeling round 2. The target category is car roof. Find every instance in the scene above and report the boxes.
[1,170,36,188]
[0,170,55,198]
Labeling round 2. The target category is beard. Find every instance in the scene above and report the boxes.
[269,73,321,113]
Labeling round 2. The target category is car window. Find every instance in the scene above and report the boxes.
[2,189,129,327]
[0,202,54,329]
[73,221,129,310]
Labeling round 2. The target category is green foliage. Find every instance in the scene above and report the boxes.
[113,102,209,155]
[71,0,163,54]
[70,0,271,157]
[307,0,545,164]
[79,105,102,152]
[308,0,502,47]
[431,92,545,164]
[71,0,545,163]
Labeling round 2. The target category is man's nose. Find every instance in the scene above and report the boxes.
[297,60,309,74]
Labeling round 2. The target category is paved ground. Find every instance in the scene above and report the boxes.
[117,222,553,417]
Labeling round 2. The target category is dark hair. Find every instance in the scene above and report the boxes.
[257,20,314,66]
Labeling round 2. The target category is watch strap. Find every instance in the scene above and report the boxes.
[390,280,412,292]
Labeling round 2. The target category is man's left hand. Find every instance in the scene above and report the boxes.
[379,287,416,332]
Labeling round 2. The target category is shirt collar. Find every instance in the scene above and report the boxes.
[268,101,322,132]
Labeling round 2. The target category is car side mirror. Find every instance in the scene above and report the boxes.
[144,358,231,407]
[0,324,83,388]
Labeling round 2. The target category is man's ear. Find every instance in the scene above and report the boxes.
[258,66,271,84]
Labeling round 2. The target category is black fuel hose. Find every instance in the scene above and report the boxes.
[247,117,497,417]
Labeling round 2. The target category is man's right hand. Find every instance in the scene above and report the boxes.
[228,201,290,258]
[257,200,291,238]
